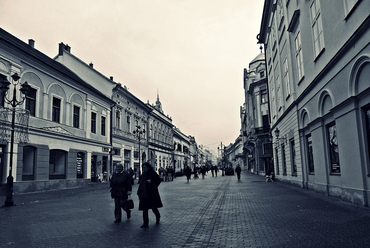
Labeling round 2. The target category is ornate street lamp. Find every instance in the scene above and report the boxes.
[274,128,286,145]
[218,142,226,176]
[133,124,145,184]
[1,73,30,207]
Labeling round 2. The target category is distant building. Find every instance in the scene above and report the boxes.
[225,136,244,169]
[241,52,272,175]
[258,0,370,205]
[173,127,190,172]
[147,94,174,171]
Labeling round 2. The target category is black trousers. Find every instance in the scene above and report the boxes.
[114,197,129,220]
[142,208,160,225]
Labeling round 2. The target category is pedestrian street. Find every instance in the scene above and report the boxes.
[1,171,370,248]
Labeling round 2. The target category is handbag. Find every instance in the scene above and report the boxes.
[127,194,134,209]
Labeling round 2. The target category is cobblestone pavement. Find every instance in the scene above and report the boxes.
[1,171,370,248]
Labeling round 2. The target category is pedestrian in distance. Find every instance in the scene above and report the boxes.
[235,165,242,181]
[210,166,215,177]
[137,162,163,228]
[200,166,207,179]
[110,163,132,223]
[184,165,192,183]
[214,166,218,177]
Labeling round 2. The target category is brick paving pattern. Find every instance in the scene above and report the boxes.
[1,171,370,248]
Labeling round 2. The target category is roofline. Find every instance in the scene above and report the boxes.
[0,28,115,105]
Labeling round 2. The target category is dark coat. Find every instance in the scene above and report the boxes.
[184,167,192,178]
[110,171,132,198]
[137,169,163,210]
[235,166,242,174]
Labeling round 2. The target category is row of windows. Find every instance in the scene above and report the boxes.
[1,85,107,136]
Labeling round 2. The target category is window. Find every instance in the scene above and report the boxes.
[327,123,340,173]
[306,134,315,173]
[49,149,66,179]
[52,97,61,123]
[290,139,297,176]
[260,71,265,78]
[127,115,131,132]
[116,110,120,129]
[282,144,287,175]
[365,106,370,170]
[295,31,304,81]
[310,0,325,58]
[91,112,96,133]
[261,90,268,104]
[283,57,290,97]
[22,146,36,181]
[344,0,360,16]
[275,147,280,175]
[73,106,80,128]
[276,75,283,109]
[25,87,36,117]
[101,116,106,136]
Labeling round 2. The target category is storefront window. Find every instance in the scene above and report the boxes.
[290,139,297,176]
[282,144,287,175]
[49,149,67,179]
[275,147,280,175]
[22,146,36,181]
[327,123,340,173]
[76,152,84,178]
[306,134,315,173]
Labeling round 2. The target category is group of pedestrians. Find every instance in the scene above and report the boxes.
[183,164,243,183]
[109,162,242,228]
[110,162,162,228]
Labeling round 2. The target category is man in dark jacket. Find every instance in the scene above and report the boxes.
[110,163,132,223]
[137,162,163,228]
[235,165,242,181]
[184,166,192,183]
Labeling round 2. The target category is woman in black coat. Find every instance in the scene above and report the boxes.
[110,163,132,223]
[137,162,163,228]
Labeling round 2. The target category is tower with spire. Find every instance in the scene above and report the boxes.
[155,90,163,113]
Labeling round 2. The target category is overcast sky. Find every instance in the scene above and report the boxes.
[0,0,264,154]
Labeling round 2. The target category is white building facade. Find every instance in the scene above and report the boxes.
[0,29,114,193]
[258,0,370,205]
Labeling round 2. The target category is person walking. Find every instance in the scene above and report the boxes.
[137,162,163,228]
[184,165,192,183]
[110,163,132,223]
[235,165,242,181]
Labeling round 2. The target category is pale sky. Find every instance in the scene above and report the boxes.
[0,0,264,154]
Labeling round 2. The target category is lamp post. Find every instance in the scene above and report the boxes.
[133,124,145,184]
[1,73,31,207]
[218,142,225,176]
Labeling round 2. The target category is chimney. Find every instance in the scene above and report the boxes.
[110,76,114,81]
[89,62,94,68]
[28,39,35,48]
[65,44,71,53]
[58,42,65,56]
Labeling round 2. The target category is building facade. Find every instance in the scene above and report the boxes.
[241,52,272,175]
[0,28,114,193]
[225,135,245,169]
[258,0,370,205]
[173,127,190,172]
[147,95,174,171]
[55,43,153,180]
